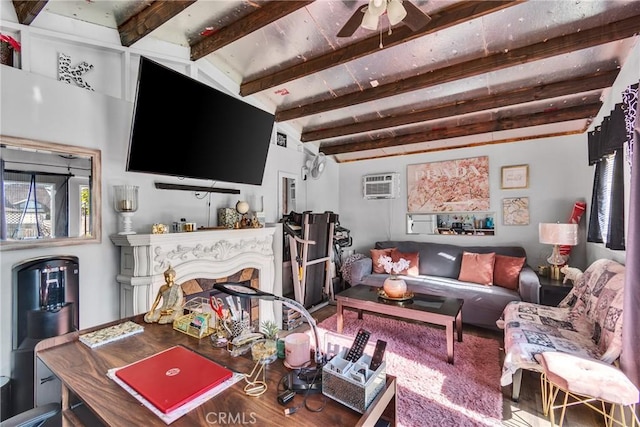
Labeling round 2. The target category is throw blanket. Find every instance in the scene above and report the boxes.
[340,253,366,283]
[498,259,625,386]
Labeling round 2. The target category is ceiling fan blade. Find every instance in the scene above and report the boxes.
[401,1,431,32]
[337,5,367,37]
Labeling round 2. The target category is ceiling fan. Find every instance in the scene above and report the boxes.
[337,0,431,38]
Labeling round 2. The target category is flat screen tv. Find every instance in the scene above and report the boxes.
[127,57,275,185]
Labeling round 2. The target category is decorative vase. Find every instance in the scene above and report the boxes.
[383,276,407,298]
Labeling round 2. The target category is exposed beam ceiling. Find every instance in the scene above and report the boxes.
[240,1,522,96]
[190,1,314,61]
[302,69,618,142]
[18,0,640,162]
[277,13,640,122]
[321,102,602,155]
[12,0,48,25]
[118,0,197,47]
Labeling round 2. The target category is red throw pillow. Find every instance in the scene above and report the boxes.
[390,249,420,276]
[458,251,496,285]
[370,248,395,274]
[493,255,526,290]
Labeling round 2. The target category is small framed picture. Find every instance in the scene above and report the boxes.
[501,164,529,189]
[502,197,530,225]
[276,132,287,147]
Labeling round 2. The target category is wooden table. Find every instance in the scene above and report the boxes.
[336,285,463,364]
[35,316,396,426]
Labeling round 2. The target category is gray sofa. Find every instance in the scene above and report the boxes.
[344,240,540,330]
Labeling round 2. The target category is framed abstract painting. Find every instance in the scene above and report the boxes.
[407,156,490,213]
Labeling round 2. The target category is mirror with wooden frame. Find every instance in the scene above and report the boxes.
[1,136,102,250]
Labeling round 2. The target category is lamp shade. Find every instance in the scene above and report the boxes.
[361,9,379,30]
[387,0,407,25]
[367,0,387,17]
[539,223,578,246]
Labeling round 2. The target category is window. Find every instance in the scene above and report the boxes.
[588,150,625,250]
[2,171,70,240]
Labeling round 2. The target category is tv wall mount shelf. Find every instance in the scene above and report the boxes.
[154,182,240,194]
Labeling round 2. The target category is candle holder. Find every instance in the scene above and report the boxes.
[113,185,139,234]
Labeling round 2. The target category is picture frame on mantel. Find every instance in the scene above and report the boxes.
[501,164,529,189]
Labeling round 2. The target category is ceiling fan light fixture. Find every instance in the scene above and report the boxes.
[387,0,407,25]
[361,9,380,30]
[367,0,387,17]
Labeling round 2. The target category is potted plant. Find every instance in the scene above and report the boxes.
[251,320,279,364]
[0,34,20,67]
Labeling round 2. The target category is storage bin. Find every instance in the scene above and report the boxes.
[322,349,386,413]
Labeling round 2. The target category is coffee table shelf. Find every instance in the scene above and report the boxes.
[335,285,463,364]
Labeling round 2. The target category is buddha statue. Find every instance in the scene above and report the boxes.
[144,265,184,324]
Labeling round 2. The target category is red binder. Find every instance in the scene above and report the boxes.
[115,345,232,414]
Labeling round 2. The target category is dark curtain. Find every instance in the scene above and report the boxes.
[621,92,640,391]
[0,159,5,240]
[587,103,626,250]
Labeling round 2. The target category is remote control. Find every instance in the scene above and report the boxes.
[369,339,387,371]
[345,328,370,362]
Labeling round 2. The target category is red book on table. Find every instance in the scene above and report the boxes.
[115,345,232,414]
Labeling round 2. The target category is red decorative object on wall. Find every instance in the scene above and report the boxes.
[560,201,587,258]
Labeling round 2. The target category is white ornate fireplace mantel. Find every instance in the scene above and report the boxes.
[110,226,283,326]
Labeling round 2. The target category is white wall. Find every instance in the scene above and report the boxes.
[339,134,593,271]
[0,23,339,377]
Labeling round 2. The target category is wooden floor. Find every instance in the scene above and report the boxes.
[304,303,604,427]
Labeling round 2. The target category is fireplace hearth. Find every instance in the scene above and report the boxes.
[111,226,282,327]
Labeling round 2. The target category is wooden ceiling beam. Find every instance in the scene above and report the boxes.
[240,1,520,96]
[118,0,196,47]
[190,1,314,61]
[12,1,48,25]
[320,103,601,155]
[302,69,618,141]
[277,14,640,122]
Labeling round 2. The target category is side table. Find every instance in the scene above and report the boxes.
[538,275,573,306]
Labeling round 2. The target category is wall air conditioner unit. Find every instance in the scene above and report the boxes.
[363,173,399,199]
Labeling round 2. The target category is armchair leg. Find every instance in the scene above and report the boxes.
[512,369,523,401]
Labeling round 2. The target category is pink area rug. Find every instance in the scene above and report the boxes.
[317,311,503,427]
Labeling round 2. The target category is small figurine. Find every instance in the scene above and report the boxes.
[560,265,583,284]
[144,265,184,324]
[151,223,168,234]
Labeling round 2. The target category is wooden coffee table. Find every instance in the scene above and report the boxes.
[335,285,464,364]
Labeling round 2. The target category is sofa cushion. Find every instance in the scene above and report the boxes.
[376,241,526,279]
[493,255,526,290]
[458,251,495,285]
[370,248,395,273]
[390,249,420,276]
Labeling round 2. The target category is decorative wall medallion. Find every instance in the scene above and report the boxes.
[58,52,94,91]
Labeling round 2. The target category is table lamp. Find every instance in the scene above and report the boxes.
[213,283,325,391]
[113,185,139,234]
[539,223,578,280]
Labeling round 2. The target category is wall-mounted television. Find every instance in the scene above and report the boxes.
[127,57,275,185]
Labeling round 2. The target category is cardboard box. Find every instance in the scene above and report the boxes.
[322,349,386,413]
